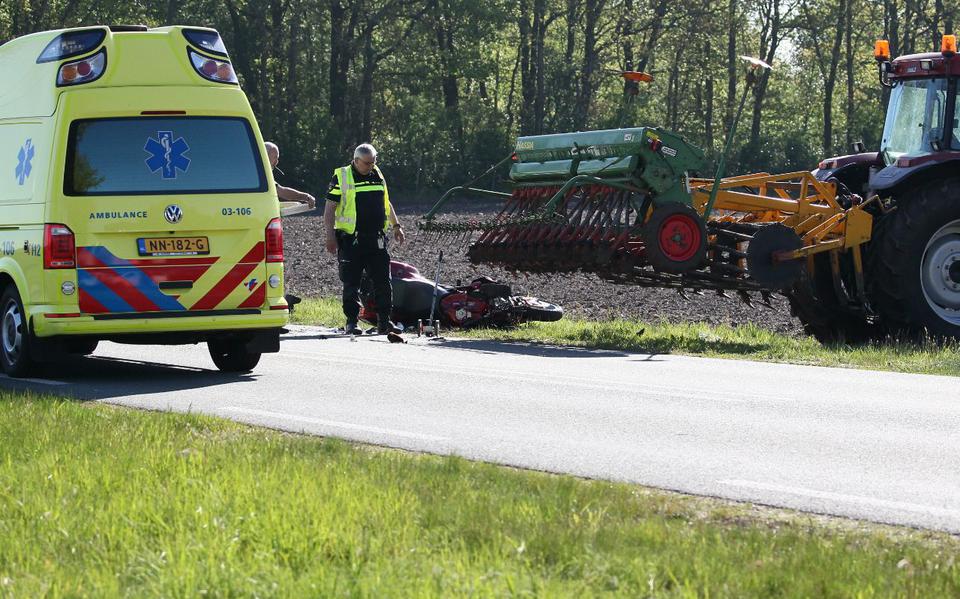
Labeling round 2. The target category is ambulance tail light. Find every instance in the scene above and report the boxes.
[57,49,106,87]
[265,218,284,263]
[188,50,238,84]
[43,224,76,270]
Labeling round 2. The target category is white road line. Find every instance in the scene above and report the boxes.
[0,374,68,386]
[222,406,448,442]
[719,479,960,519]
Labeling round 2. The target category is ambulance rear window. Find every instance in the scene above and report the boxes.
[65,117,267,196]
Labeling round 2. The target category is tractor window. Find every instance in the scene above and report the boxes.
[881,79,947,165]
[954,86,960,151]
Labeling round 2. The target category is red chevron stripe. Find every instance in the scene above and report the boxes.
[78,289,108,314]
[237,282,266,309]
[76,247,102,269]
[190,242,265,311]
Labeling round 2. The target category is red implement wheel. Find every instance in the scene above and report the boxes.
[643,203,708,273]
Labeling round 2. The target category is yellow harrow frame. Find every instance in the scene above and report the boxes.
[690,171,874,291]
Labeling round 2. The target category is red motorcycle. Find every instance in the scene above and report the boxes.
[359,259,563,331]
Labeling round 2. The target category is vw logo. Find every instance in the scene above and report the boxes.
[164,205,183,224]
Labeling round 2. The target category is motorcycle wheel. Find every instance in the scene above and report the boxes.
[513,297,564,322]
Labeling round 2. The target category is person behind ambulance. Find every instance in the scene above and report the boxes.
[323,143,405,335]
[265,141,315,208]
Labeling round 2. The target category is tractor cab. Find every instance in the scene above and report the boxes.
[815,37,960,195]
[879,49,960,166]
[869,36,960,193]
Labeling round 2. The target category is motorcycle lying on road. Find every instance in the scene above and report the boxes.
[359,259,563,332]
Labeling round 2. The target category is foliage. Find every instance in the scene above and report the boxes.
[0,0,955,196]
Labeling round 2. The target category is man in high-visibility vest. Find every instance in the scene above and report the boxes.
[324,143,405,335]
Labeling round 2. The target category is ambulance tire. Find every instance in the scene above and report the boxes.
[0,286,36,377]
[208,340,261,373]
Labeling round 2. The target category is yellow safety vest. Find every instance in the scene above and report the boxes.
[333,164,391,235]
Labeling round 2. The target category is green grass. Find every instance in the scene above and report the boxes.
[291,297,960,377]
[1,392,958,597]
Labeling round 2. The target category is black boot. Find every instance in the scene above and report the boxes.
[377,320,402,335]
[345,320,363,335]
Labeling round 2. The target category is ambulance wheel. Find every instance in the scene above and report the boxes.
[0,286,36,377]
[208,340,261,373]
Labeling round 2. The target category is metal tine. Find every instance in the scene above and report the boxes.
[760,290,774,307]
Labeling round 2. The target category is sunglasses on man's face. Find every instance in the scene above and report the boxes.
[358,158,376,167]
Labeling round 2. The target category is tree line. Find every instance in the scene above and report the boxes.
[1,0,956,197]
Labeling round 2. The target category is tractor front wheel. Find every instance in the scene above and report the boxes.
[869,177,960,340]
[786,253,880,344]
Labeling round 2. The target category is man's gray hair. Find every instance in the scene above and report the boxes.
[354,143,378,160]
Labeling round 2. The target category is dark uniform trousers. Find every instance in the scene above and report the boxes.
[336,231,392,323]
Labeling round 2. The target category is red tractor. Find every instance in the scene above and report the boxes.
[809,35,960,342]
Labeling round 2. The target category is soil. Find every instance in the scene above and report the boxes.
[281,198,804,336]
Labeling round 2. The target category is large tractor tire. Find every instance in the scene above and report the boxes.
[786,253,880,345]
[868,177,960,340]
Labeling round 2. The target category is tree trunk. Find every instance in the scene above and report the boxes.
[667,43,683,130]
[822,0,847,156]
[286,11,300,143]
[703,73,714,155]
[550,0,579,131]
[223,1,252,101]
[518,0,534,134]
[573,0,604,130]
[431,0,464,164]
[359,25,376,143]
[533,0,547,134]
[748,0,786,151]
[328,0,354,130]
[845,0,855,148]
[725,0,738,131]
[634,0,669,73]
[165,0,178,24]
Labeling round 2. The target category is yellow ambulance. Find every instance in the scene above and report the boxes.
[0,25,288,376]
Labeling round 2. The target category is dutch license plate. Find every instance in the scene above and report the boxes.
[137,236,210,256]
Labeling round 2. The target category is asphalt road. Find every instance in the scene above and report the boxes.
[5,325,959,533]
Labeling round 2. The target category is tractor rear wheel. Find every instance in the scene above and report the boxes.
[868,177,960,340]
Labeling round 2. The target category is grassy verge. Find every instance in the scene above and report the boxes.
[1,392,958,596]
[291,297,960,377]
